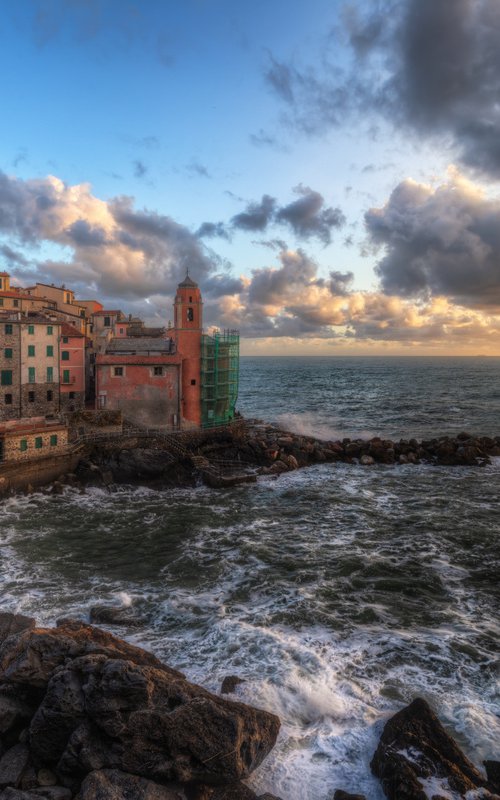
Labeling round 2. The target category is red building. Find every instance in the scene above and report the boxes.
[60,322,85,411]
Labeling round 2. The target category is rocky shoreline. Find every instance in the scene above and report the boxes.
[0,613,498,800]
[68,422,500,492]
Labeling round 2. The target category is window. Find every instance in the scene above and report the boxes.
[153,367,163,376]
[28,345,35,357]
[5,394,12,405]
[28,391,35,402]
[190,379,196,385]
[113,367,123,376]
[62,351,70,360]
[0,299,3,306]
[189,296,193,302]
[62,336,69,344]
[187,307,194,322]
[80,309,85,317]
[47,326,53,335]
[104,316,111,327]
[47,390,53,401]
[4,348,12,359]
[63,370,70,384]
[13,299,19,308]
[46,345,54,357]
[28,367,35,383]
[4,324,12,335]
[35,437,43,449]
[1,370,13,386]
[69,391,75,399]
[119,328,124,334]
[46,367,53,382]
[50,434,58,446]
[20,439,28,452]
[28,325,34,334]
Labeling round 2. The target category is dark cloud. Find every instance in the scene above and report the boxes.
[231,195,277,232]
[196,221,230,240]
[65,219,108,247]
[248,249,317,306]
[265,0,500,176]
[249,129,286,151]
[365,170,500,308]
[328,270,354,296]
[276,185,345,245]
[202,274,244,297]
[0,244,30,268]
[185,160,211,179]
[133,160,148,179]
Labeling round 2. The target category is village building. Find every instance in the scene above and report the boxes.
[95,274,239,430]
[0,417,69,465]
[0,313,62,421]
[60,322,86,412]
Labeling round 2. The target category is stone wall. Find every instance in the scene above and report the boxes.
[0,451,81,494]
[0,322,21,421]
[60,390,85,413]
[20,382,61,417]
[2,427,69,463]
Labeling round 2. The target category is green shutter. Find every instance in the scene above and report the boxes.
[28,345,35,357]
[47,366,53,382]
[46,345,54,357]
[35,437,43,449]
[4,348,12,359]
[5,324,13,334]
[28,325,34,334]
[50,434,58,446]
[62,351,70,360]
[47,326,53,335]
[1,370,13,386]
[63,370,70,383]
[20,439,28,452]
[28,367,35,383]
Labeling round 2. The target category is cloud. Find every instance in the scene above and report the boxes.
[184,160,211,179]
[231,195,277,232]
[133,160,148,179]
[264,0,500,176]
[196,221,230,240]
[0,171,216,300]
[276,185,345,245]
[365,167,500,309]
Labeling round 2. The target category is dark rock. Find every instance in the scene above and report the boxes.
[210,787,282,800]
[220,677,245,695]
[31,789,72,800]
[359,455,374,466]
[485,761,500,793]
[371,698,487,799]
[0,744,31,789]
[333,792,366,800]
[75,770,181,800]
[88,606,142,628]
[0,619,182,689]
[29,653,280,787]
[0,616,36,648]
[35,771,57,788]
[0,686,38,745]
[0,790,42,800]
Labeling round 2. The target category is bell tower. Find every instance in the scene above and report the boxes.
[174,272,203,427]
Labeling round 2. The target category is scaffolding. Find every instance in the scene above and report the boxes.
[201,329,240,428]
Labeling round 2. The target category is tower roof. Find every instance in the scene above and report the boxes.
[178,272,198,289]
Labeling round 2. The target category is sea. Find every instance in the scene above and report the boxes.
[1,357,499,800]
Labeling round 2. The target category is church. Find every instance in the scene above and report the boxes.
[95,275,240,430]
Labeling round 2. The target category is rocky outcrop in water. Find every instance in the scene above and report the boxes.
[0,615,280,800]
[370,697,499,799]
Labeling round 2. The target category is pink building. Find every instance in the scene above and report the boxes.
[60,322,85,411]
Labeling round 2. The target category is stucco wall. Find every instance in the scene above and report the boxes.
[97,363,180,428]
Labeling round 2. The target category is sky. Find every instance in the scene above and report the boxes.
[1,0,500,355]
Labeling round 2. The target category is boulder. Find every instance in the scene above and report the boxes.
[0,619,182,688]
[371,698,489,799]
[359,455,375,466]
[333,792,366,800]
[75,769,181,800]
[29,654,279,787]
[0,745,31,790]
[0,686,39,745]
[220,677,245,695]
[0,616,36,648]
[88,606,142,628]
[485,761,500,794]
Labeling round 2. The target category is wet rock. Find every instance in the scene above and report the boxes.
[0,619,182,689]
[359,455,375,466]
[333,792,367,800]
[370,698,487,799]
[75,769,181,800]
[35,771,57,788]
[0,616,36,648]
[220,677,245,695]
[0,744,31,789]
[209,787,282,800]
[0,790,42,800]
[485,761,500,794]
[0,686,38,744]
[88,606,142,628]
[31,788,72,800]
[29,653,280,787]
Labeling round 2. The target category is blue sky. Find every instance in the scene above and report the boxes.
[1,0,500,354]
